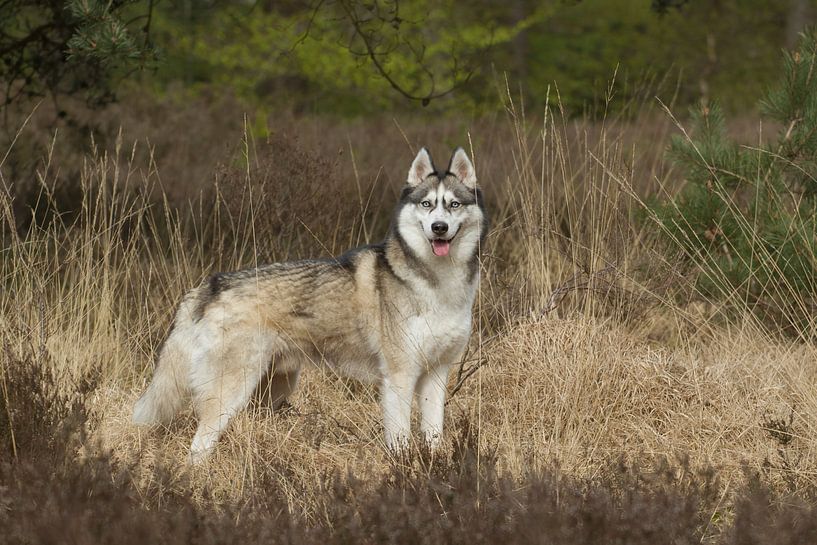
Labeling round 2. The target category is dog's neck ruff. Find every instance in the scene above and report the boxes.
[385,222,480,288]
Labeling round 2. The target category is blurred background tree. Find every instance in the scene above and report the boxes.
[0,0,157,109]
[147,0,553,115]
[137,0,817,116]
[1,0,816,116]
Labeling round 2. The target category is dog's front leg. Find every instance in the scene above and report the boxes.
[380,366,420,450]
[417,363,453,447]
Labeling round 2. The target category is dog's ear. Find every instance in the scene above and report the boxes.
[448,148,477,188]
[407,147,436,187]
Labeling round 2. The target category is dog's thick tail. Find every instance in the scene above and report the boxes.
[133,293,199,426]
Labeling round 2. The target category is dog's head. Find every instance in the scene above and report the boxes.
[396,147,486,261]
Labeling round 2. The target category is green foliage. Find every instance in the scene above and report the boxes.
[2,0,811,116]
[0,0,155,106]
[651,31,817,336]
[524,0,798,115]
[761,36,817,198]
[66,0,149,65]
[150,0,550,116]
[141,0,806,117]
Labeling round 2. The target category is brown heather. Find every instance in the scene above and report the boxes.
[1,92,816,543]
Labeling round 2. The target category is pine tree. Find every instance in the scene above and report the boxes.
[0,0,156,107]
[652,30,817,336]
[66,0,152,66]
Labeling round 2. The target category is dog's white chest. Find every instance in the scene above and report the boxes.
[401,310,471,366]
[400,278,476,365]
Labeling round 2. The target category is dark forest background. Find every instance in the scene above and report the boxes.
[3,0,815,119]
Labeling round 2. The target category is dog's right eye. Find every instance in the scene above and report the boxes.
[421,200,432,208]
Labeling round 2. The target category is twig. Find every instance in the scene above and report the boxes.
[337,0,474,105]
[289,0,326,51]
[447,332,501,402]
[540,263,619,315]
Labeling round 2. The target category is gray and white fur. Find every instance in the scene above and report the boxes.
[133,147,488,463]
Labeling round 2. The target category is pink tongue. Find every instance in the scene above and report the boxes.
[431,240,450,257]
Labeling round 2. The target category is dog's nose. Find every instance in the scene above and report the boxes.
[431,221,448,235]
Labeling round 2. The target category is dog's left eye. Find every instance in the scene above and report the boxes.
[450,201,461,209]
[421,200,432,208]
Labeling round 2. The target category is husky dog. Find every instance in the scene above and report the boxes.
[133,147,488,462]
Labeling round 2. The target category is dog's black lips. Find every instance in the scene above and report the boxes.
[428,228,459,245]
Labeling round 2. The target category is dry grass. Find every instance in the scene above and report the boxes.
[2,92,817,540]
[469,318,817,485]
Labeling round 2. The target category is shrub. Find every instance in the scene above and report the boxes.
[650,31,817,337]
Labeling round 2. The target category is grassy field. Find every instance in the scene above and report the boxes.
[2,94,817,542]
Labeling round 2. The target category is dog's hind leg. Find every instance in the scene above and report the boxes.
[188,332,277,464]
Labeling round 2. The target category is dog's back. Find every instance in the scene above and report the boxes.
[133,249,383,422]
